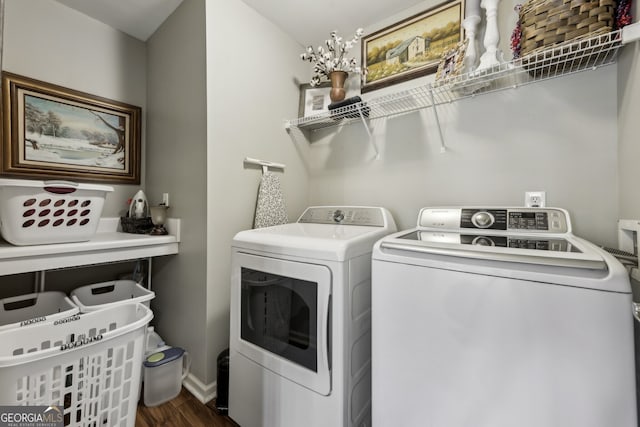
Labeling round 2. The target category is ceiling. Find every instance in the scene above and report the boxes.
[54,0,184,41]
[53,0,429,45]
[240,0,430,46]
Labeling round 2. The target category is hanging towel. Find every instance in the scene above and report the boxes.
[253,170,288,228]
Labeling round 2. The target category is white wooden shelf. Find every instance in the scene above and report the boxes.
[0,217,180,276]
[285,26,638,149]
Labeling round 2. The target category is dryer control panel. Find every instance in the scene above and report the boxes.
[418,207,570,233]
[298,206,386,227]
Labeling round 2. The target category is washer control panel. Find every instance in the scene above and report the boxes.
[298,207,386,227]
[418,207,569,233]
[461,209,507,230]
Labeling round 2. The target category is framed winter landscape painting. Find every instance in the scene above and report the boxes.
[1,72,141,184]
[360,0,464,93]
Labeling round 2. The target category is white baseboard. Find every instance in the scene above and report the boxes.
[183,373,217,404]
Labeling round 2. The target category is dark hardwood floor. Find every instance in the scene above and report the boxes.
[136,387,239,427]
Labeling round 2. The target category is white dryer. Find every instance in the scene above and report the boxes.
[372,207,637,427]
[229,206,396,427]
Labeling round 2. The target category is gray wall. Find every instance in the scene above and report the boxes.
[304,68,619,246]
[0,0,147,295]
[204,0,310,384]
[145,0,209,383]
[2,0,147,217]
[299,2,621,248]
[618,0,640,221]
[145,0,310,388]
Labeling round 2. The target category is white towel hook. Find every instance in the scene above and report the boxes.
[244,157,286,173]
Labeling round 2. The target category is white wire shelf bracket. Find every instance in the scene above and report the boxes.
[284,27,632,146]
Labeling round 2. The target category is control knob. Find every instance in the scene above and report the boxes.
[333,210,345,223]
[471,211,494,229]
[472,236,495,246]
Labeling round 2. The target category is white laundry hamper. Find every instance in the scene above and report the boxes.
[0,291,79,331]
[70,280,155,312]
[0,303,152,427]
[0,179,113,246]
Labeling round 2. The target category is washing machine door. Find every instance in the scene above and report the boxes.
[231,251,332,395]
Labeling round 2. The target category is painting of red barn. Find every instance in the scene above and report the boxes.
[361,0,464,93]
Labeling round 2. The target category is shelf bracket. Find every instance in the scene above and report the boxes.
[146,257,153,290]
[34,270,46,293]
[428,86,446,153]
[356,104,379,158]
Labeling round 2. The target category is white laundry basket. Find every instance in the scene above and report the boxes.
[0,179,113,246]
[0,303,152,427]
[71,280,155,312]
[0,291,78,331]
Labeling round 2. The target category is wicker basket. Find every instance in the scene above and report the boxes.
[519,0,615,56]
[120,216,154,234]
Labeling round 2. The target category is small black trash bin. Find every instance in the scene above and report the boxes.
[216,348,230,414]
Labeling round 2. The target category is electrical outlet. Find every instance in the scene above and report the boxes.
[525,191,546,208]
[162,193,170,207]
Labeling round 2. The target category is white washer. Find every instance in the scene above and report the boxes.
[372,207,637,427]
[229,206,396,427]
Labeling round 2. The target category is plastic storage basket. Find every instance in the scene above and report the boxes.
[0,303,152,427]
[0,291,79,331]
[0,179,113,246]
[71,280,155,312]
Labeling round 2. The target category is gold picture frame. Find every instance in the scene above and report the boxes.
[1,72,141,184]
[361,0,464,93]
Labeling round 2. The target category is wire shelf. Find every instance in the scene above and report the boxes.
[432,29,622,101]
[285,30,624,133]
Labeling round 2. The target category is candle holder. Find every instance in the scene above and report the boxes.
[477,0,503,71]
[462,15,481,73]
[149,205,169,236]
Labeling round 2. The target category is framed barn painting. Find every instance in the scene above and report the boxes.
[1,72,141,184]
[361,0,464,93]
